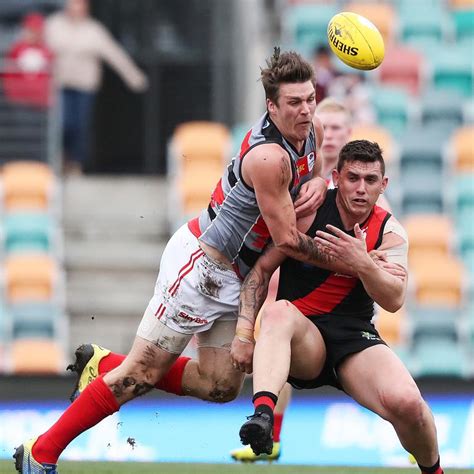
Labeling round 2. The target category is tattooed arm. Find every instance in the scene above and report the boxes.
[241,143,338,270]
[230,244,285,374]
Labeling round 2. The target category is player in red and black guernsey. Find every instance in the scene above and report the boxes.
[236,140,445,474]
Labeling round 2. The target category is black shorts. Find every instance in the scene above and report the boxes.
[287,314,387,391]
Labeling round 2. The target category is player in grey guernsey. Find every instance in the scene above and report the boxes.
[13,49,340,474]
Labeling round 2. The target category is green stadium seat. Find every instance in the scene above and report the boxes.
[458,217,474,257]
[399,4,450,44]
[452,9,474,41]
[420,89,464,131]
[453,173,474,218]
[11,303,59,339]
[286,4,339,52]
[430,47,474,97]
[2,212,54,254]
[372,86,411,137]
[410,306,459,343]
[412,338,469,378]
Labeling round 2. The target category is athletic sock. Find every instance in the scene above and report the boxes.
[98,352,125,373]
[273,413,283,443]
[32,376,119,464]
[252,391,278,422]
[99,353,191,396]
[155,356,190,395]
[418,456,444,474]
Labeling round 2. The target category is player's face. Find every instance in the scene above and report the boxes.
[333,160,387,219]
[319,111,352,163]
[267,81,316,149]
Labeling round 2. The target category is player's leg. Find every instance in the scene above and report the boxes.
[239,300,326,455]
[180,318,245,402]
[338,345,443,474]
[14,333,183,472]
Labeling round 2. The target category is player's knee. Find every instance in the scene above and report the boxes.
[261,300,295,330]
[207,377,241,403]
[382,386,425,425]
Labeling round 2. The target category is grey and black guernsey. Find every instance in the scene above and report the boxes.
[277,189,391,321]
[188,112,317,279]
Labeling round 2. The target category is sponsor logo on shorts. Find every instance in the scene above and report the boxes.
[178,311,208,325]
[361,331,380,341]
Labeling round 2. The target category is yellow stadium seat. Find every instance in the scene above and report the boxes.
[5,254,57,303]
[11,338,63,374]
[343,2,397,45]
[2,161,54,211]
[450,0,474,7]
[452,125,474,172]
[403,214,453,260]
[350,124,396,165]
[410,255,464,306]
[172,121,231,168]
[376,306,406,346]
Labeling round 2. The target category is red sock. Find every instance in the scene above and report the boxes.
[155,356,190,395]
[419,456,443,474]
[420,469,443,474]
[98,352,124,374]
[99,353,190,396]
[252,391,278,412]
[273,413,283,442]
[32,376,119,464]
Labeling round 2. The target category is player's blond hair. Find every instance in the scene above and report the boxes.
[315,97,349,116]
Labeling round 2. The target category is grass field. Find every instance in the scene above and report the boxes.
[2,461,474,474]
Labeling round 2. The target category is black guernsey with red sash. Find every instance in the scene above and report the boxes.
[277,189,391,321]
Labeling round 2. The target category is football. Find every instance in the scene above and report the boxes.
[327,12,385,70]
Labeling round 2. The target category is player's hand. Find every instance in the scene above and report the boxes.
[375,260,407,282]
[369,249,387,263]
[230,336,254,374]
[315,223,369,269]
[294,176,327,218]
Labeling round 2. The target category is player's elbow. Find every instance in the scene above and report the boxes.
[273,230,299,254]
[380,291,405,313]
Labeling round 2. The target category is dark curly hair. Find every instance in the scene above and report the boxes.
[261,47,316,105]
[337,140,385,176]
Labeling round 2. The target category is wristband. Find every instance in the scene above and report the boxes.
[236,328,255,344]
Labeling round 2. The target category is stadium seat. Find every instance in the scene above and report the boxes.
[286,4,339,52]
[350,124,397,167]
[450,0,474,7]
[378,45,425,96]
[430,47,473,97]
[399,3,450,45]
[2,212,54,254]
[452,8,474,42]
[343,2,397,45]
[409,306,459,343]
[1,161,55,211]
[420,89,464,132]
[403,214,453,260]
[371,86,411,138]
[4,254,57,303]
[458,217,474,258]
[10,338,63,374]
[167,121,231,175]
[412,338,469,378]
[451,126,474,172]
[11,303,60,339]
[410,254,465,307]
[376,306,406,346]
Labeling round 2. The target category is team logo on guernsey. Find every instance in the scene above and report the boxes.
[307,152,315,171]
[361,331,380,341]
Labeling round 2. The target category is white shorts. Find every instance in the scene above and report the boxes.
[137,224,241,353]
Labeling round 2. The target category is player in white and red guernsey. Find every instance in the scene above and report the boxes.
[15,49,356,472]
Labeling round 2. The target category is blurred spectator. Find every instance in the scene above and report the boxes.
[45,0,148,174]
[329,73,376,125]
[2,12,53,108]
[312,45,339,103]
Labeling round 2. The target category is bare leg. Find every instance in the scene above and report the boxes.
[338,345,439,467]
[275,383,292,414]
[254,300,326,395]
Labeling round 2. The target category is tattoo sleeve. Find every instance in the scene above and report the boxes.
[239,266,271,326]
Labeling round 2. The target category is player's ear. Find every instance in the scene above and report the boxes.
[332,168,339,187]
[380,176,388,193]
[267,98,276,114]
